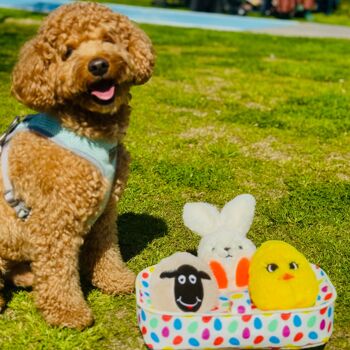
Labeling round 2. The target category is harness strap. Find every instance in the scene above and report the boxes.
[0,114,118,222]
[0,116,31,220]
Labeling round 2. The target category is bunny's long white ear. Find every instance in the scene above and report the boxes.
[183,203,220,237]
[220,194,256,237]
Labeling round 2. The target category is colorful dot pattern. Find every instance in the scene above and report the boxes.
[136,264,335,349]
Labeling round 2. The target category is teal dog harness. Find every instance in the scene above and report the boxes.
[0,114,118,221]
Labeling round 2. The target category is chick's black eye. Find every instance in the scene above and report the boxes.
[289,261,299,270]
[266,263,278,273]
[63,46,73,60]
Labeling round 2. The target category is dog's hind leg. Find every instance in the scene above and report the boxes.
[80,144,135,294]
[80,197,135,295]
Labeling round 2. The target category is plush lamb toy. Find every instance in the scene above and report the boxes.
[183,194,256,292]
[149,252,219,313]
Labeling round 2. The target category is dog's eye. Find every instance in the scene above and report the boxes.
[103,36,115,44]
[62,46,73,60]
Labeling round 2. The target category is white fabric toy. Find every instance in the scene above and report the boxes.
[149,252,219,313]
[183,194,256,292]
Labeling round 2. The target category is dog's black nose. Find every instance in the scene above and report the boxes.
[88,58,109,76]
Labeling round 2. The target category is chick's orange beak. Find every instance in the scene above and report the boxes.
[282,273,294,280]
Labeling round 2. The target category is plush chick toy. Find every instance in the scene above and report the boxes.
[249,240,319,310]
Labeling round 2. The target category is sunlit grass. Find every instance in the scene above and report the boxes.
[0,7,349,349]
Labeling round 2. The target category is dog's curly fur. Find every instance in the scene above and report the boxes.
[0,2,154,328]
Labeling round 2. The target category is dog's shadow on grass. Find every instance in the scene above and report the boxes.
[117,212,168,261]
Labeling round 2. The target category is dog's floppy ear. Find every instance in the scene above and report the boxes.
[11,36,56,111]
[112,13,155,85]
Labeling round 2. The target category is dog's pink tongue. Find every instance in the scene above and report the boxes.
[91,85,115,100]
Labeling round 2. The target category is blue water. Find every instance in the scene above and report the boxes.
[0,0,297,31]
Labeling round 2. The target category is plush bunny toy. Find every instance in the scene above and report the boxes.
[183,194,256,292]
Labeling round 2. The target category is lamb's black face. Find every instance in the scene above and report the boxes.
[160,264,211,312]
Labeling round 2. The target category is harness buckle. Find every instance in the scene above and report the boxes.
[4,190,31,220]
[15,202,31,220]
[1,116,31,221]
[4,190,19,207]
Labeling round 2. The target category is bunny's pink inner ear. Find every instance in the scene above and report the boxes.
[235,257,250,288]
[209,260,228,289]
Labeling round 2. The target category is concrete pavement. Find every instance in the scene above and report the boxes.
[0,0,350,39]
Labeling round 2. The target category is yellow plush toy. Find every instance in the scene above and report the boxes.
[249,240,319,310]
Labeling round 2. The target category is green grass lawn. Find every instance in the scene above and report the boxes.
[0,7,349,350]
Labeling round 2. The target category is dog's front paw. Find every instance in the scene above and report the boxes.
[40,300,94,329]
[93,267,135,295]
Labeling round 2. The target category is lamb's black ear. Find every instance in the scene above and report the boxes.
[198,271,211,280]
[160,270,177,279]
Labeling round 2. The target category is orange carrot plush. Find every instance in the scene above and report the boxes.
[183,194,256,292]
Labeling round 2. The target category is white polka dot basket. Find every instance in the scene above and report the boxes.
[136,264,336,349]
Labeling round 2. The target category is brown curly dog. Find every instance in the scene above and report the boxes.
[0,2,154,328]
